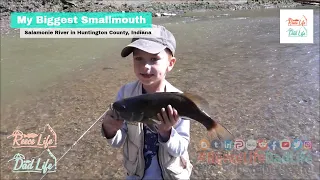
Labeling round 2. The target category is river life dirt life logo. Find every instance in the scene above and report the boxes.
[280,9,313,43]
[7,124,57,149]
[7,149,57,174]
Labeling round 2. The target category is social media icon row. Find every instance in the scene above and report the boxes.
[199,138,312,151]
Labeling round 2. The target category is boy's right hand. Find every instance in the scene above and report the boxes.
[102,109,124,139]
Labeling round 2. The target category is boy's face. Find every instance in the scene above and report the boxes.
[132,48,176,86]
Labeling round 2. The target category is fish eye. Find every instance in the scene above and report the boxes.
[113,102,126,111]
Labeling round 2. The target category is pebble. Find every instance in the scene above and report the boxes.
[193,169,199,175]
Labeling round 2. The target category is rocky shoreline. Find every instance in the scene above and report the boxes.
[0,0,302,35]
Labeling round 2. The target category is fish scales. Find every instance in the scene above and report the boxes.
[111,92,234,141]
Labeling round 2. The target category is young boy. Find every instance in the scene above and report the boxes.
[101,24,193,180]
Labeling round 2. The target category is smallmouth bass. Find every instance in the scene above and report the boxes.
[110,92,234,141]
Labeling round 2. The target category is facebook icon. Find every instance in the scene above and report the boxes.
[268,140,279,150]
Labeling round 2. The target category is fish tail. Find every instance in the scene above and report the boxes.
[208,123,234,141]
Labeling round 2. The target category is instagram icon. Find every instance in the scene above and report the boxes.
[303,141,312,150]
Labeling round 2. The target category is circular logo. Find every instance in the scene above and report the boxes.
[292,139,302,150]
[199,139,210,150]
[257,139,269,151]
[246,139,257,150]
[303,140,312,150]
[223,140,234,151]
[211,140,221,150]
[268,140,279,150]
[280,139,291,150]
[234,139,245,151]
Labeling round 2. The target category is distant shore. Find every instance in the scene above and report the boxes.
[0,0,303,35]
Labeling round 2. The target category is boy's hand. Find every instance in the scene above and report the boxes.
[102,109,124,139]
[157,105,179,140]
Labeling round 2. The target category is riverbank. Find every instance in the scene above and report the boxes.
[0,0,301,35]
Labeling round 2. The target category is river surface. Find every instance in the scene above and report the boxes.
[1,6,319,180]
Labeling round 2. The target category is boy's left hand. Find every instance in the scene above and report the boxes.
[157,105,179,138]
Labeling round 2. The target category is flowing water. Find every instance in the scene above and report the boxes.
[1,6,319,180]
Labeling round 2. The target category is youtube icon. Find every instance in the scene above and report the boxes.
[280,139,291,150]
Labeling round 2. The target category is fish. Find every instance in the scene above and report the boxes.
[24,133,38,138]
[110,92,234,141]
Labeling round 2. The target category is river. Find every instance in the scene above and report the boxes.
[1,6,319,180]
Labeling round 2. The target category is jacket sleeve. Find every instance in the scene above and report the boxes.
[101,86,128,148]
[158,117,190,157]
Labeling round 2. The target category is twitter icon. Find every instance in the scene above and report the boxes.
[292,139,302,150]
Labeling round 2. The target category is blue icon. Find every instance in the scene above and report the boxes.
[268,140,279,150]
[211,140,221,149]
[224,140,233,151]
[292,139,302,150]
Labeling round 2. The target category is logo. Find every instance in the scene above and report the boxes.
[280,9,314,43]
[234,139,245,151]
[292,139,302,150]
[287,27,307,37]
[303,141,312,150]
[286,15,308,26]
[280,139,291,150]
[246,139,257,150]
[211,140,221,150]
[198,150,266,165]
[268,140,279,151]
[7,124,57,149]
[199,139,210,150]
[6,124,58,175]
[7,149,57,174]
[257,139,268,151]
[224,140,233,151]
[266,151,313,164]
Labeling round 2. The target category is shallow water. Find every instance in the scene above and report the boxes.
[1,6,319,180]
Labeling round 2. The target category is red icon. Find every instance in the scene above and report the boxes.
[282,142,290,147]
[257,139,268,150]
[280,139,291,150]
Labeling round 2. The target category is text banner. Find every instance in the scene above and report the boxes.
[11,12,152,28]
[20,28,162,38]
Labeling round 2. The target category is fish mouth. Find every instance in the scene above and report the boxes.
[140,73,154,79]
[109,103,122,120]
[109,103,144,121]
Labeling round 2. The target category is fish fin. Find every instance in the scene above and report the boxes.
[208,123,234,141]
[149,117,162,125]
[183,92,210,111]
[140,117,160,133]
